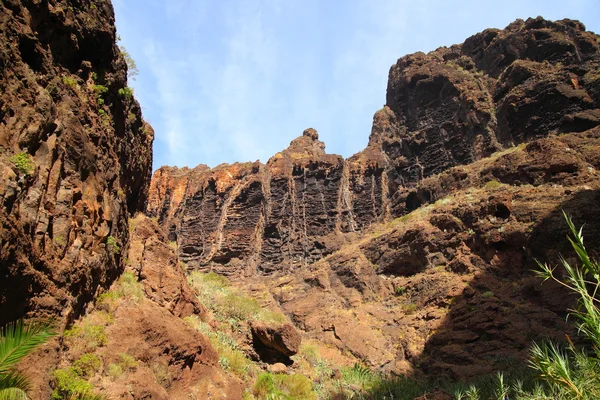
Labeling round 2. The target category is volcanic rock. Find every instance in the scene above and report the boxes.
[0,0,154,324]
[250,321,302,361]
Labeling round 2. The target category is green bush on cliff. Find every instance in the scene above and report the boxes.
[253,372,315,400]
[118,87,133,99]
[9,152,34,175]
[106,236,120,254]
[52,364,104,400]
[188,271,285,324]
[119,46,138,80]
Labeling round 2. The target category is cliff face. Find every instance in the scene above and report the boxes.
[148,17,600,276]
[375,17,600,212]
[0,0,154,324]
[148,128,390,275]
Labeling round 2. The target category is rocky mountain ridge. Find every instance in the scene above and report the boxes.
[148,17,600,277]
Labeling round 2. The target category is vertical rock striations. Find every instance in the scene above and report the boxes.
[148,129,390,275]
[0,0,153,324]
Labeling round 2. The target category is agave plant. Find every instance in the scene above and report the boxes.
[0,320,55,400]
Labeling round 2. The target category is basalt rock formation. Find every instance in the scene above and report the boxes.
[149,17,600,278]
[148,17,600,379]
[148,128,389,275]
[0,0,153,324]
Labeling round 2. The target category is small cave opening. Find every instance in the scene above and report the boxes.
[494,203,511,219]
[251,334,294,366]
[405,192,422,213]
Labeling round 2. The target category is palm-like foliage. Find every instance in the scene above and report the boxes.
[0,320,55,400]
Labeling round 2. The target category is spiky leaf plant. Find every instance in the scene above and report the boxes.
[530,211,600,400]
[0,320,55,400]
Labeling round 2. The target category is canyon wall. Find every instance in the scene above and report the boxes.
[0,0,154,324]
[148,17,600,276]
[148,128,390,274]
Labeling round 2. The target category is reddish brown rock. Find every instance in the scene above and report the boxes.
[0,0,153,324]
[127,214,207,318]
[250,321,302,358]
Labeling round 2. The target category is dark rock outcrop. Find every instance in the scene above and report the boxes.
[250,321,302,361]
[148,128,389,275]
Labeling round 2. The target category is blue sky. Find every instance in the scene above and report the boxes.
[112,0,599,170]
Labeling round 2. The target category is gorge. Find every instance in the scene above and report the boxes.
[1,1,600,398]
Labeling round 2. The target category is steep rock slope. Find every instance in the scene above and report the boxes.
[149,17,600,277]
[0,0,153,324]
[22,215,242,399]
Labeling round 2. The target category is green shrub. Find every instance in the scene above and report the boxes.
[62,75,77,88]
[92,84,108,95]
[10,152,34,174]
[117,353,138,371]
[341,363,379,391]
[73,353,102,378]
[106,236,120,254]
[64,323,107,350]
[257,308,287,324]
[116,272,144,301]
[52,365,102,399]
[151,363,171,388]
[220,293,260,320]
[279,374,315,399]
[482,291,494,298]
[253,372,315,399]
[189,271,230,290]
[484,179,502,189]
[118,87,133,99]
[106,363,122,380]
[120,46,139,80]
[402,302,418,314]
[253,372,277,398]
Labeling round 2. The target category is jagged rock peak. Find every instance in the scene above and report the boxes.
[278,127,327,160]
[303,127,319,140]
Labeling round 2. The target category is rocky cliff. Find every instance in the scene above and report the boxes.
[148,128,389,275]
[148,17,600,277]
[0,0,154,325]
[0,2,247,398]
